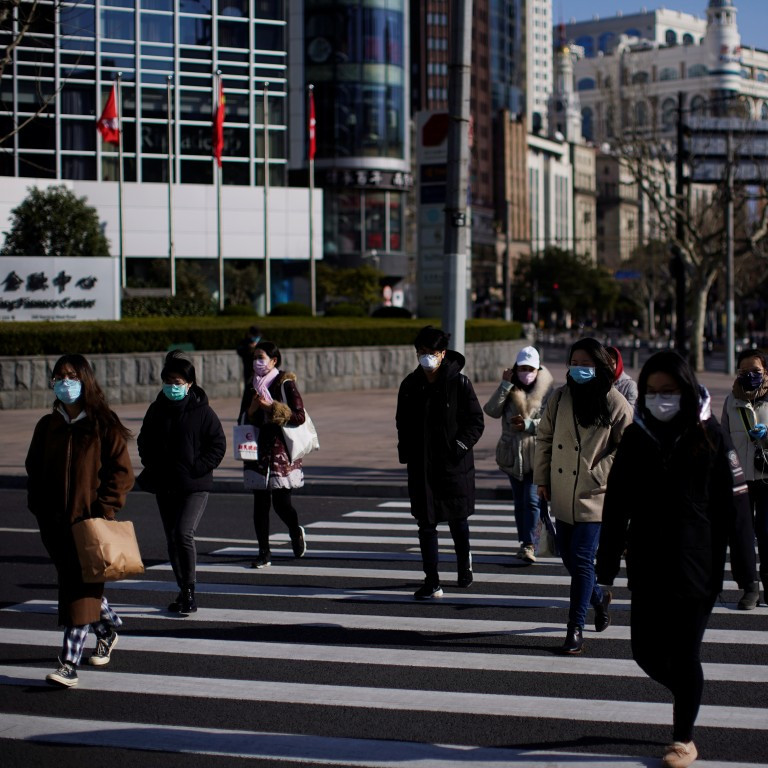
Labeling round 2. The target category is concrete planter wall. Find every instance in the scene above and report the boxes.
[0,340,528,409]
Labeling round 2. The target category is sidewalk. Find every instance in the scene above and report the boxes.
[0,360,735,499]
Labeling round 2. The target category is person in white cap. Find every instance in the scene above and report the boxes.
[484,346,554,563]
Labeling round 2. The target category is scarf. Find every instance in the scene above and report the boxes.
[732,378,768,403]
[607,346,624,381]
[253,367,280,403]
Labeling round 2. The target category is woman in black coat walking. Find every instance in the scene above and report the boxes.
[596,351,754,768]
[138,351,226,614]
[396,326,485,599]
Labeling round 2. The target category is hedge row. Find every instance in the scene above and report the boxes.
[0,317,523,356]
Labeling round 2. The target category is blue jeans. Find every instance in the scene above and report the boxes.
[509,472,541,550]
[555,519,604,629]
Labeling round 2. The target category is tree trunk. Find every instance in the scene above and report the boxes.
[690,269,717,373]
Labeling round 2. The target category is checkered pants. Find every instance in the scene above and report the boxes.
[61,597,122,666]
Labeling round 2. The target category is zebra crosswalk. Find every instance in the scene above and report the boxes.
[1,494,767,767]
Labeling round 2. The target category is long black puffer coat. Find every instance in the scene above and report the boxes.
[596,414,754,600]
[137,385,226,494]
[396,350,485,524]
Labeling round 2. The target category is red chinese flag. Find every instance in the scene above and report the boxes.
[308,88,316,160]
[212,78,225,167]
[96,83,120,145]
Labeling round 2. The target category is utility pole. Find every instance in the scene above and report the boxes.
[672,91,688,357]
[442,0,473,353]
[725,129,735,376]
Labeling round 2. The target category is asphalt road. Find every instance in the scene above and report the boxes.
[1,489,767,767]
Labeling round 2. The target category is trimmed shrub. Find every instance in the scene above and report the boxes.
[269,302,312,317]
[325,302,367,317]
[0,317,523,356]
[122,296,216,318]
[220,304,258,316]
[371,306,412,319]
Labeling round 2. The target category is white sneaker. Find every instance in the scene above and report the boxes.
[521,545,536,563]
[662,741,698,768]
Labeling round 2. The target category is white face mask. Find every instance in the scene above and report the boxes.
[418,353,441,371]
[645,394,681,422]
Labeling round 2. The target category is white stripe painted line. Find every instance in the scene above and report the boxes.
[2,627,765,683]
[0,712,710,768]
[0,527,39,534]
[378,501,514,511]
[199,534,518,548]
[343,511,511,521]
[307,521,518,533]
[150,561,604,585]
[2,665,767,731]
[105,578,759,616]
[4,601,764,645]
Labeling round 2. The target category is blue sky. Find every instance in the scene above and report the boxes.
[560,1,765,50]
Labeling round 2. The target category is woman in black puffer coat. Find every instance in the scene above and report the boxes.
[138,351,226,614]
[596,350,754,768]
[396,326,484,599]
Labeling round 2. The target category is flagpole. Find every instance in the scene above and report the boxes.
[216,72,224,312]
[116,72,125,290]
[263,81,271,315]
[308,84,316,316]
[166,75,176,296]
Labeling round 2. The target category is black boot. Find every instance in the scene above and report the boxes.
[180,584,197,614]
[168,590,183,613]
[594,589,612,632]
[560,624,584,655]
[737,581,760,610]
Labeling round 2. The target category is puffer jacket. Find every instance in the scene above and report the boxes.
[137,385,226,494]
[721,390,768,483]
[597,411,753,599]
[483,367,554,479]
[533,385,633,524]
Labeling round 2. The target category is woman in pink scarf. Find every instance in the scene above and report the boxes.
[239,341,307,568]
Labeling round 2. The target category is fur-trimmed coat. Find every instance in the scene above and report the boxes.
[26,408,135,626]
[483,366,555,480]
[239,371,306,490]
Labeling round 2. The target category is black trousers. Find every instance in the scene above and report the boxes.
[417,518,471,585]
[630,591,714,742]
[252,489,299,553]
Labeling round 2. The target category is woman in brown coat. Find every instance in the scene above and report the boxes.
[26,354,134,688]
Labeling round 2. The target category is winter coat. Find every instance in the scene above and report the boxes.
[137,385,226,494]
[26,408,135,626]
[721,389,768,483]
[533,385,633,524]
[483,367,555,479]
[240,371,305,491]
[396,351,485,524]
[613,371,638,409]
[596,413,754,599]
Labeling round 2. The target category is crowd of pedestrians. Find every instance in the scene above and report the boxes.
[24,332,768,768]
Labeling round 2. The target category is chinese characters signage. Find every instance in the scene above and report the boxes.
[0,257,119,321]
[320,168,414,191]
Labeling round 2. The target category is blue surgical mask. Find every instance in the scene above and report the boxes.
[54,379,82,404]
[163,383,188,401]
[569,365,596,384]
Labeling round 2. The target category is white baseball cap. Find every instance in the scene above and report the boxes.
[515,346,540,369]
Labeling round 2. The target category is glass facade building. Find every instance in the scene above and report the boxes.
[303,0,410,275]
[0,0,287,187]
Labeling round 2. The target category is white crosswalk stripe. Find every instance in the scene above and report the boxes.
[2,498,766,767]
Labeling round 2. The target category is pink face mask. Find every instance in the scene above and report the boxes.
[517,370,537,386]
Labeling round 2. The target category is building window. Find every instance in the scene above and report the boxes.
[689,64,708,78]
[683,33,694,45]
[659,67,678,81]
[661,97,676,130]
[581,107,593,142]
[577,77,596,91]
[101,10,135,40]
